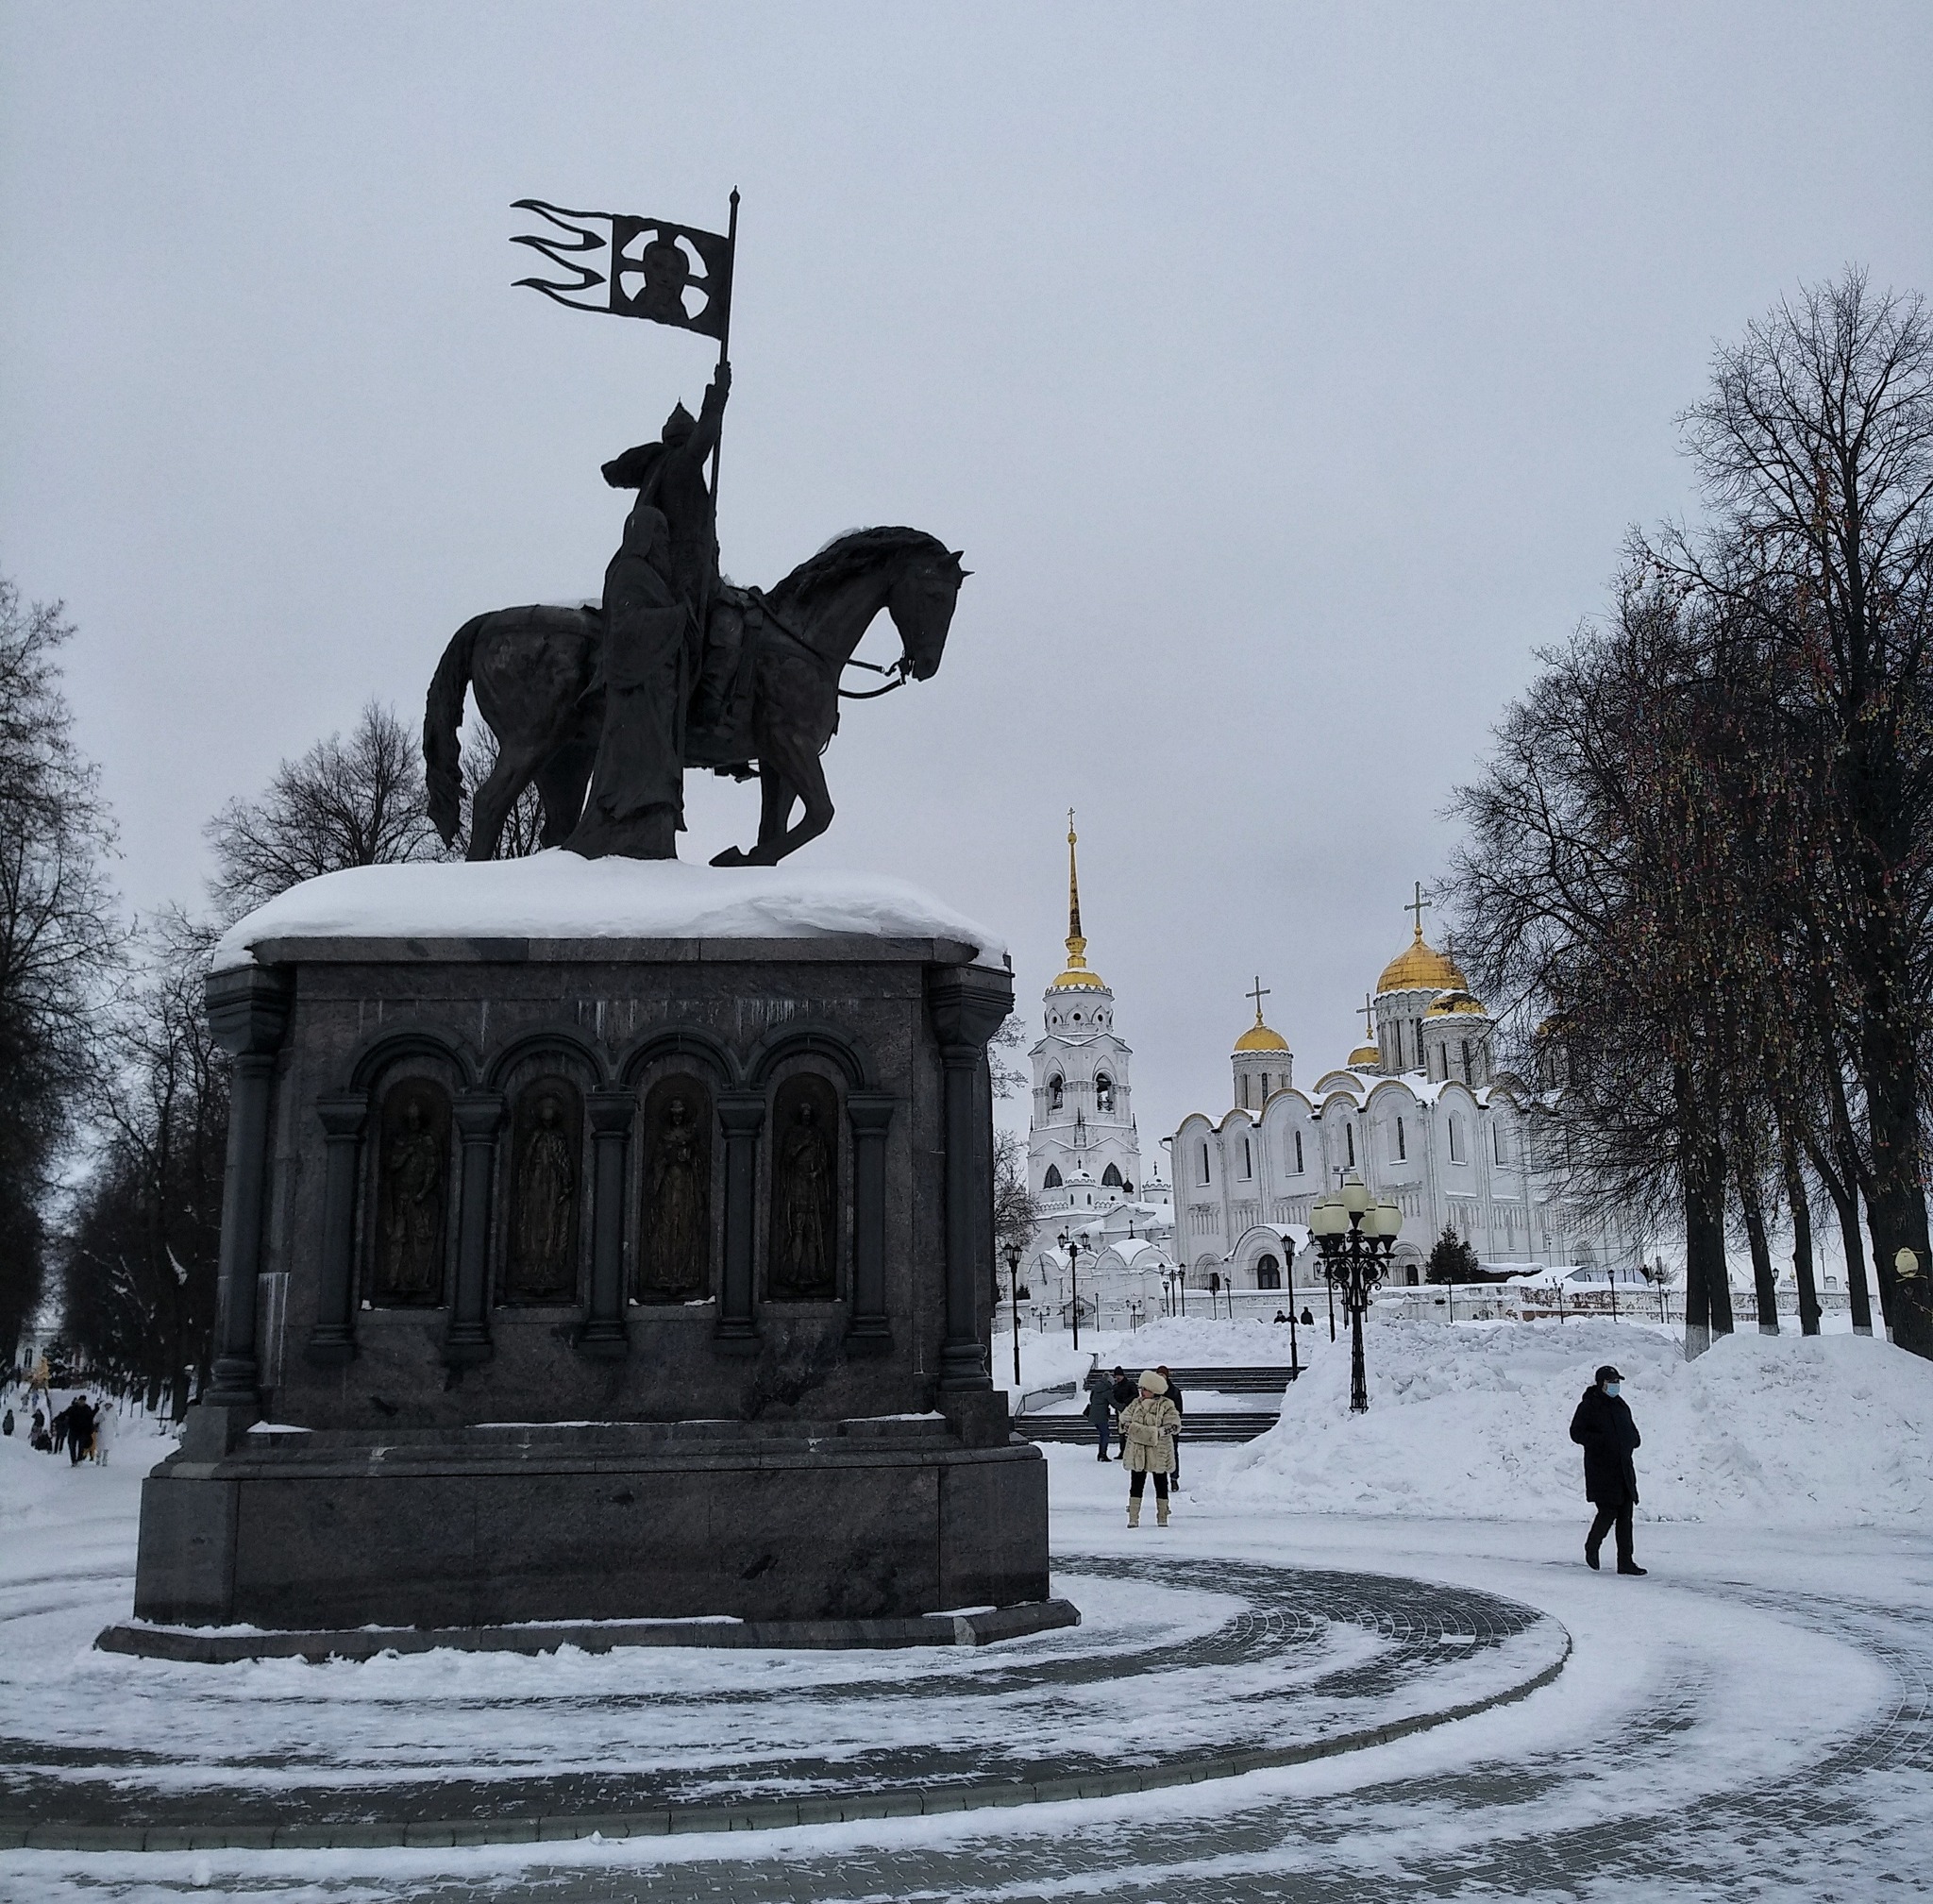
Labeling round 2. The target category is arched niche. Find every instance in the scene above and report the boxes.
[366,1075,454,1307]
[635,1072,715,1304]
[766,1070,841,1302]
[501,1077,584,1306]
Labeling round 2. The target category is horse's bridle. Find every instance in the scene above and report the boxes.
[745,587,915,701]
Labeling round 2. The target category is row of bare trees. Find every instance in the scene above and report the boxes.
[1448,271,1933,1362]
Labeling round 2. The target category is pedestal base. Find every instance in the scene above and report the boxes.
[132,1416,1051,1631]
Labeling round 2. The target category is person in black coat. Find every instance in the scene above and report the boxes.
[1108,1367,1136,1458]
[1569,1363,1646,1575]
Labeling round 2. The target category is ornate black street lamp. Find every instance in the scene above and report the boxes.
[1310,1171,1403,1413]
[1058,1230,1084,1352]
[1006,1245,1023,1388]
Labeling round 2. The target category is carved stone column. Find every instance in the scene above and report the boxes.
[714,1092,765,1356]
[304,1092,367,1368]
[845,1092,895,1352]
[445,1090,505,1367]
[579,1087,634,1360]
[203,965,295,1412]
[926,963,1014,1392]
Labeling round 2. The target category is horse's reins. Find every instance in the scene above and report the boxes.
[746,587,914,701]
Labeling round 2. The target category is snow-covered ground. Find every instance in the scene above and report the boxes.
[4,1329,1930,1901]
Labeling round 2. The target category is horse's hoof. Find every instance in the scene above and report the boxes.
[710,847,747,868]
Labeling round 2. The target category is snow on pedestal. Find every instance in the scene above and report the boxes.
[210,851,1008,971]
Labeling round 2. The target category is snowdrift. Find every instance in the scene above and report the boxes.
[1220,1320,1933,1528]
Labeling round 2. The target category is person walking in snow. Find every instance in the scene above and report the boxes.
[1119,1370,1181,1527]
[91,1402,116,1466]
[1083,1371,1115,1461]
[1108,1366,1136,1459]
[1570,1363,1646,1575]
[65,1395,96,1467]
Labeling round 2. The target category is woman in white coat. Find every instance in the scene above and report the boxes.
[1118,1371,1181,1527]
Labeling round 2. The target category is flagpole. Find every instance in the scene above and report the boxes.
[707,187,738,514]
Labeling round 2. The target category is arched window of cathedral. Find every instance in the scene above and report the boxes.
[1200,1143,1211,1185]
[1095,1073,1115,1112]
[1241,1137,1252,1179]
[1261,1072,1270,1099]
[1101,1163,1122,1188]
[1492,1123,1505,1165]
[1049,1075,1064,1109]
[1043,1165,1063,1188]
[1460,1038,1472,1082]
[1293,1130,1304,1174]
[1071,1011,1082,1022]
[1255,1254,1281,1289]
[1345,1124,1355,1168]
[1449,1115,1465,1164]
[1396,1116,1406,1161]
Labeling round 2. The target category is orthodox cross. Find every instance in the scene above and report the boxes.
[1247,975,1270,1022]
[1356,992,1376,1036]
[1406,881,1433,937]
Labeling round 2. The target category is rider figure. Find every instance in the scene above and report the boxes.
[600,362,741,737]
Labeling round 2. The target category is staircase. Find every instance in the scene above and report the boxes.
[1015,1364,1300,1445]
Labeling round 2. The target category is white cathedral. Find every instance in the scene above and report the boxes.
[1173,891,1652,1295]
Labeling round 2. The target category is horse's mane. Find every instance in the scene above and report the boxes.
[766,526,949,613]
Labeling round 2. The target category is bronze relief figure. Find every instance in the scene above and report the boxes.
[505,1081,581,1302]
[638,1077,712,1300]
[373,1081,450,1305]
[769,1075,839,1300]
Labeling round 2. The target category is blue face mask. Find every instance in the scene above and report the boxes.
[1605,1381,1622,1398]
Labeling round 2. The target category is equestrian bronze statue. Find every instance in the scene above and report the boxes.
[423,368,967,866]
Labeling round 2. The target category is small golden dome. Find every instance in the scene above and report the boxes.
[1348,1044,1382,1067]
[1426,991,1490,1018]
[1234,1021,1290,1053]
[1377,925,1468,996]
[1051,965,1107,992]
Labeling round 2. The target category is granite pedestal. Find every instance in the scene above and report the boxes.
[123,865,1051,1643]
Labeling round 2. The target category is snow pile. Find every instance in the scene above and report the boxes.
[1221,1320,1933,1528]
[210,852,1006,972]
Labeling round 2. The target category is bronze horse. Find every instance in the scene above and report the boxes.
[424,527,966,867]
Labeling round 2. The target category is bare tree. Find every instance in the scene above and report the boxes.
[0,573,124,1368]
[988,1014,1029,1100]
[61,912,227,1416]
[1655,270,1933,1358]
[992,1128,1041,1282]
[205,700,445,920]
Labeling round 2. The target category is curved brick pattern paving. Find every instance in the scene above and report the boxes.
[0,1559,1566,1849]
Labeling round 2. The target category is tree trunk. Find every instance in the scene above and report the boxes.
[1736,1170,1780,1335]
[1779,1124,1822,1336]
[1682,1131,1731,1357]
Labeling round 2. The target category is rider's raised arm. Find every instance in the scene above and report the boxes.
[691,361,731,461]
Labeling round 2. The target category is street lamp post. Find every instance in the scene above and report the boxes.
[1310,1171,1403,1414]
[1006,1246,1023,1388]
[1058,1231,1084,1353]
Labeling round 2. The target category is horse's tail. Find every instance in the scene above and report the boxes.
[424,615,486,846]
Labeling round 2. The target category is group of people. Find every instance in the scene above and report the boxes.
[1,1392,115,1465]
[1074,1353,1651,1570]
[1084,1364,1184,1527]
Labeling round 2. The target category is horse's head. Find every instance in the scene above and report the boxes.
[886,539,969,681]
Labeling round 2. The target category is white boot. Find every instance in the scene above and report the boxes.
[1127,1496,1141,1528]
[1156,1495,1170,1527]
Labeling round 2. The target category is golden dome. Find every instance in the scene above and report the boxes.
[1234,1021,1290,1053]
[1051,965,1107,992]
[1348,1044,1382,1067]
[1377,924,1468,996]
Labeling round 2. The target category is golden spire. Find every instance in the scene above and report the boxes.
[1051,809,1106,990]
[1065,809,1086,971]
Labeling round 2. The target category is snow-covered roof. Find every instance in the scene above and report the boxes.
[210,853,1007,974]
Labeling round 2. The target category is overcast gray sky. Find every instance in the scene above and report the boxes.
[4,2,1930,1147]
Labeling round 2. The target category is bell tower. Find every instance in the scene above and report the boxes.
[1028,815,1141,1215]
